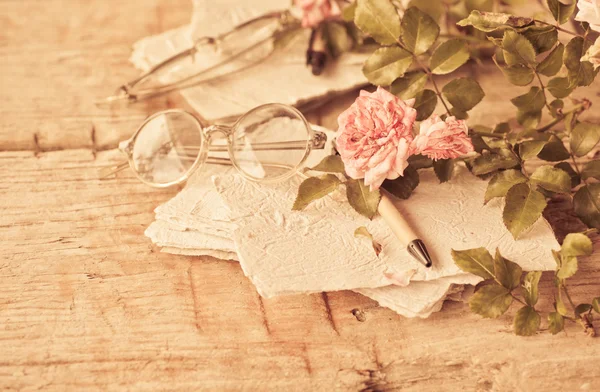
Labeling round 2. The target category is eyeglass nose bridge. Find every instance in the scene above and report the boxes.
[203,124,232,139]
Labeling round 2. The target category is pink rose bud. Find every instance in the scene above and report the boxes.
[412,115,475,160]
[335,87,417,191]
[294,0,342,29]
[575,0,600,32]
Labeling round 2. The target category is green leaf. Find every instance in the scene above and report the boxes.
[413,89,437,121]
[494,249,523,290]
[494,122,511,134]
[557,289,569,315]
[573,184,600,229]
[433,159,454,183]
[400,7,440,55]
[570,122,600,157]
[430,39,470,75]
[502,30,537,66]
[564,37,596,87]
[530,165,572,193]
[547,77,574,99]
[470,149,519,176]
[536,44,564,77]
[355,0,402,45]
[548,99,564,118]
[592,297,600,313]
[346,178,381,219]
[442,78,485,111]
[342,1,357,22]
[557,255,578,279]
[484,169,527,204]
[457,11,533,32]
[382,165,419,199]
[323,22,354,57]
[292,174,342,211]
[554,162,580,187]
[516,110,542,129]
[451,247,495,279]
[510,87,546,113]
[450,107,469,120]
[575,303,592,319]
[470,284,513,318]
[548,312,565,334]
[582,160,600,181]
[391,71,427,99]
[465,0,494,12]
[309,155,346,174]
[570,61,596,87]
[495,61,535,86]
[519,140,547,160]
[538,136,570,161]
[363,46,413,85]
[407,155,433,170]
[546,0,576,25]
[354,226,382,256]
[503,183,547,239]
[406,0,444,21]
[523,25,558,54]
[522,271,542,306]
[561,233,593,257]
[513,306,541,336]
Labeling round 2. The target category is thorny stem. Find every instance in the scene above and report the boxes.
[439,33,495,45]
[534,70,554,113]
[536,103,585,133]
[534,19,595,42]
[427,70,452,115]
[393,37,452,115]
[511,293,527,306]
[562,284,577,309]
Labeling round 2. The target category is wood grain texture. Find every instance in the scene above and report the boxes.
[1,1,599,391]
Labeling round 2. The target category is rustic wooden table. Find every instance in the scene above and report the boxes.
[1,1,600,390]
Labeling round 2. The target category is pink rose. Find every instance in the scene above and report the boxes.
[336,87,417,191]
[583,37,600,69]
[575,0,600,32]
[412,116,474,160]
[294,0,341,28]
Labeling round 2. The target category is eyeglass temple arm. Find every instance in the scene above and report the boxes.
[98,162,130,179]
[206,130,328,152]
[116,47,198,97]
[104,11,295,104]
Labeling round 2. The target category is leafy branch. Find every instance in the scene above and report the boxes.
[453,234,599,336]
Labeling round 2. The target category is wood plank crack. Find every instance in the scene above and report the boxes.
[187,265,203,334]
[257,295,272,335]
[320,292,339,335]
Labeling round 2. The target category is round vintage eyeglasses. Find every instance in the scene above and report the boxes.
[98,11,301,105]
[99,103,327,187]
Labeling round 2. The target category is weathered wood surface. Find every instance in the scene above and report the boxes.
[1,1,600,391]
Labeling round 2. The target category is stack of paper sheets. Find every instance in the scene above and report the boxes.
[145,146,560,318]
[136,1,561,317]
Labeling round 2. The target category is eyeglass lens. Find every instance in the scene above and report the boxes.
[131,111,204,186]
[231,105,310,180]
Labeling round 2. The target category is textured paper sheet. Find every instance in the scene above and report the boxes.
[130,0,368,122]
[214,167,560,298]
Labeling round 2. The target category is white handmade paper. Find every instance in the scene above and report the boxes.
[130,0,368,122]
[214,167,560,298]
